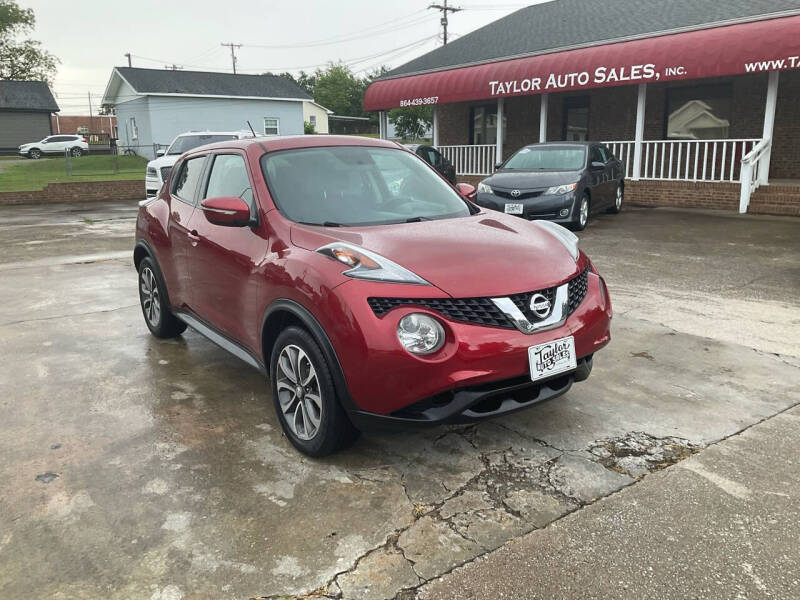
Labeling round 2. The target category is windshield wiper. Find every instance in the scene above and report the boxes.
[298,220,343,227]
[405,216,431,223]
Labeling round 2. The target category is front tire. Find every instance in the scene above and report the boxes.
[138,257,186,338]
[28,148,41,159]
[574,193,590,231]
[270,326,360,457]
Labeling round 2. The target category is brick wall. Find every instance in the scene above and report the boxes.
[770,70,800,180]
[625,180,741,211]
[0,179,144,206]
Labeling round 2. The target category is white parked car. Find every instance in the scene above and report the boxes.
[19,134,89,159]
[145,131,259,198]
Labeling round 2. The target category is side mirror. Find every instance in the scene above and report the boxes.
[156,148,166,157]
[200,196,253,227]
[495,161,504,170]
[590,161,605,170]
[456,182,476,199]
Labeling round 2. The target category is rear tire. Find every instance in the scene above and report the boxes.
[137,257,186,338]
[607,183,623,214]
[270,326,360,457]
[573,193,590,231]
[28,148,41,159]
[70,147,83,157]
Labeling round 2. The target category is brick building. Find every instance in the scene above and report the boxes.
[365,0,800,216]
[51,114,117,137]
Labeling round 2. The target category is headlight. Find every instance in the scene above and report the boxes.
[146,167,157,177]
[397,313,444,355]
[544,183,577,195]
[477,181,493,194]
[535,220,579,260]
[316,242,430,285]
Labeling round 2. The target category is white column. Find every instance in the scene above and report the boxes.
[432,106,440,147]
[632,83,647,180]
[496,97,504,163]
[378,111,386,139]
[539,93,548,143]
[759,70,780,186]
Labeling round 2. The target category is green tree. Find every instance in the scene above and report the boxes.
[389,106,433,141]
[312,62,364,117]
[0,0,57,83]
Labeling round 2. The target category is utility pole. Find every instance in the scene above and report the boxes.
[124,53,132,67]
[88,91,93,133]
[428,0,462,45]
[221,42,242,74]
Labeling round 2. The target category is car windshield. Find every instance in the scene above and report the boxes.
[503,146,587,171]
[261,146,472,226]
[167,134,237,155]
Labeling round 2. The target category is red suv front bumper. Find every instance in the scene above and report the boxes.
[320,270,612,428]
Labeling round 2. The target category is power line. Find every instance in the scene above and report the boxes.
[428,0,463,45]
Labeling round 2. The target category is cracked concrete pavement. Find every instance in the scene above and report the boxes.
[0,203,798,599]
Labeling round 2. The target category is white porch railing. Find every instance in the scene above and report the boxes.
[438,144,496,176]
[603,139,760,182]
[739,138,771,212]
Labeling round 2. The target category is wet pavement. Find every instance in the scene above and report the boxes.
[0,202,798,599]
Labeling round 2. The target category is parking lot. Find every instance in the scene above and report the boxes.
[1,201,799,599]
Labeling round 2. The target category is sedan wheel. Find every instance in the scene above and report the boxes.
[608,184,623,214]
[276,344,323,441]
[574,194,590,231]
[28,149,41,159]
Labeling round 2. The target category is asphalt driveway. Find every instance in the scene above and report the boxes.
[0,202,798,599]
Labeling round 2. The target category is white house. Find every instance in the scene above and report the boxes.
[101,67,312,158]
[302,101,332,134]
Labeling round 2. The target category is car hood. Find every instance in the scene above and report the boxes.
[18,142,35,149]
[485,170,581,190]
[147,155,180,170]
[290,212,580,297]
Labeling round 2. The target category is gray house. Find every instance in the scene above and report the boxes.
[0,80,59,154]
[101,67,311,159]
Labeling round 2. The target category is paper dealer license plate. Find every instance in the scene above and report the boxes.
[504,203,523,214]
[528,336,577,382]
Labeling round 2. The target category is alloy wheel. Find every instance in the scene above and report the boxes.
[71,147,82,157]
[140,266,161,327]
[276,344,323,441]
[616,186,623,210]
[580,197,589,228]
[29,149,41,159]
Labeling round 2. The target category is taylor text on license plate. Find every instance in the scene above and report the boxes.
[528,336,577,381]
[504,203,523,214]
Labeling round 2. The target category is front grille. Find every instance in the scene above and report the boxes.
[568,267,589,313]
[493,189,544,200]
[160,166,172,181]
[368,267,591,329]
[367,297,510,328]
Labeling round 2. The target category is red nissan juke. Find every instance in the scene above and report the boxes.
[134,136,612,456]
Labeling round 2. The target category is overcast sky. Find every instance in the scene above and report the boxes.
[19,0,544,114]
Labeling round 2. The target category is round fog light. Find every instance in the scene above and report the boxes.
[397,313,444,355]
[559,208,569,217]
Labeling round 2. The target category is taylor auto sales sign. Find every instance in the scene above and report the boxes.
[364,15,800,111]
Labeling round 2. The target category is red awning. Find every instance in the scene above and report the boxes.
[364,16,800,111]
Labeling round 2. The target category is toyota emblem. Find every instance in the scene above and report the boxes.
[529,293,552,318]
[510,189,521,198]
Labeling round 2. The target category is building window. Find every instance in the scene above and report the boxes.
[129,117,138,141]
[563,97,590,141]
[264,117,280,136]
[665,83,732,140]
[77,125,89,135]
[469,104,506,145]
[309,115,317,127]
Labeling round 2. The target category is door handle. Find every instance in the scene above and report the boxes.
[187,230,200,245]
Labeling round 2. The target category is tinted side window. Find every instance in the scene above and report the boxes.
[204,154,254,210]
[598,146,612,163]
[590,146,604,164]
[172,156,206,204]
